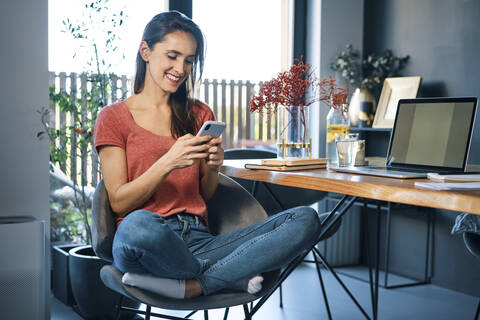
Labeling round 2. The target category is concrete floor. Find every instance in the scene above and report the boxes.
[51,263,479,320]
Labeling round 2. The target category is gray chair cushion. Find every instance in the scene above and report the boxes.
[207,173,268,235]
[463,232,480,258]
[91,180,115,262]
[100,265,280,310]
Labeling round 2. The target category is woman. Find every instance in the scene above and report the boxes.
[94,11,321,299]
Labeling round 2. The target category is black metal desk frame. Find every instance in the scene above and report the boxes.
[245,181,434,320]
[325,195,433,289]
[248,181,372,320]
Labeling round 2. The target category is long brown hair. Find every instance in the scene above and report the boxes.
[134,11,205,137]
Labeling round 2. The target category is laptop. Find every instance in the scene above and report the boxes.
[332,97,478,178]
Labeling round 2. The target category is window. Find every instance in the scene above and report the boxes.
[192,0,294,148]
[48,0,168,75]
[192,0,292,82]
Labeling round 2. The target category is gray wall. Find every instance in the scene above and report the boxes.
[305,0,480,297]
[307,0,365,157]
[364,0,480,164]
[0,0,50,318]
[363,0,480,296]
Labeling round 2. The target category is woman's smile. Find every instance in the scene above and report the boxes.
[165,72,182,84]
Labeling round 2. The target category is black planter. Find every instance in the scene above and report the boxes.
[52,243,83,306]
[69,245,139,320]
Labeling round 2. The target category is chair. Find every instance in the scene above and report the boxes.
[91,174,281,320]
[463,232,480,320]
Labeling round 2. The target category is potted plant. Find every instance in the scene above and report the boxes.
[330,44,410,126]
[38,1,138,318]
[49,201,88,306]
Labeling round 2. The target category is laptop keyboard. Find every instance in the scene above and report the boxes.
[385,166,429,173]
[380,166,463,174]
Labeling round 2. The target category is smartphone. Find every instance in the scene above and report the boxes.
[196,121,226,138]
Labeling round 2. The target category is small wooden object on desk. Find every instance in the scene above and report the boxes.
[245,158,327,172]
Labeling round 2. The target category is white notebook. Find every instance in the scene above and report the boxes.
[414,181,480,191]
[427,173,480,182]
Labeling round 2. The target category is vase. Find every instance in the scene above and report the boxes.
[358,101,375,127]
[348,88,377,127]
[326,105,350,166]
[276,105,311,158]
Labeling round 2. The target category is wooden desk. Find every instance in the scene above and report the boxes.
[222,160,480,319]
[221,160,480,215]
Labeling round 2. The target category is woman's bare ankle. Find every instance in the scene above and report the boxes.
[184,279,203,298]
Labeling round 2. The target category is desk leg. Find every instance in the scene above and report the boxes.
[375,202,381,319]
[313,249,332,320]
[313,247,371,319]
[365,201,381,320]
[384,204,432,289]
[383,202,392,288]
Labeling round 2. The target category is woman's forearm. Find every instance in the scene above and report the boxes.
[200,162,219,201]
[108,159,172,216]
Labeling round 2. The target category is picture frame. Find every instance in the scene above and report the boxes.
[372,76,422,128]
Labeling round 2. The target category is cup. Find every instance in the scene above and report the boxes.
[354,140,366,166]
[336,136,365,167]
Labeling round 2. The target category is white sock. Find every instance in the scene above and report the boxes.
[247,275,264,294]
[121,273,186,299]
[232,275,264,294]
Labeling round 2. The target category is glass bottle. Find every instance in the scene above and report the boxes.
[326,105,350,166]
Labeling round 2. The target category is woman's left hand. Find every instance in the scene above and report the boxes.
[206,137,224,170]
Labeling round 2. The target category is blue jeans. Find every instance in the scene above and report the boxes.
[112,206,321,295]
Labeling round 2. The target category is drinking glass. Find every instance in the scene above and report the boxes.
[335,133,364,167]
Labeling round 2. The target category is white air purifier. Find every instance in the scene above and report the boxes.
[0,216,46,319]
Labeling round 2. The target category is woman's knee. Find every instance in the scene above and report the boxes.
[121,209,158,228]
[115,210,174,249]
[294,206,321,233]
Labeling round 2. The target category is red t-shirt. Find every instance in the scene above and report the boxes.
[94,100,215,226]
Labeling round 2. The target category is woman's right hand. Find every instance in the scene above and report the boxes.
[162,134,212,171]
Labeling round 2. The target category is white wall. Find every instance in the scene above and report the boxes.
[0,0,50,318]
[306,0,364,157]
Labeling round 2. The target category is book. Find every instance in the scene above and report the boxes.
[261,158,327,167]
[245,163,326,172]
[414,181,480,191]
[427,172,480,182]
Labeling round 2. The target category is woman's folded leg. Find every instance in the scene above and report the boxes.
[112,210,207,279]
[193,206,321,295]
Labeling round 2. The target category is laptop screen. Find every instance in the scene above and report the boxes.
[388,97,477,170]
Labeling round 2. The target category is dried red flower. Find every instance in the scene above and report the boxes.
[319,76,349,114]
[249,59,348,116]
[249,57,318,115]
